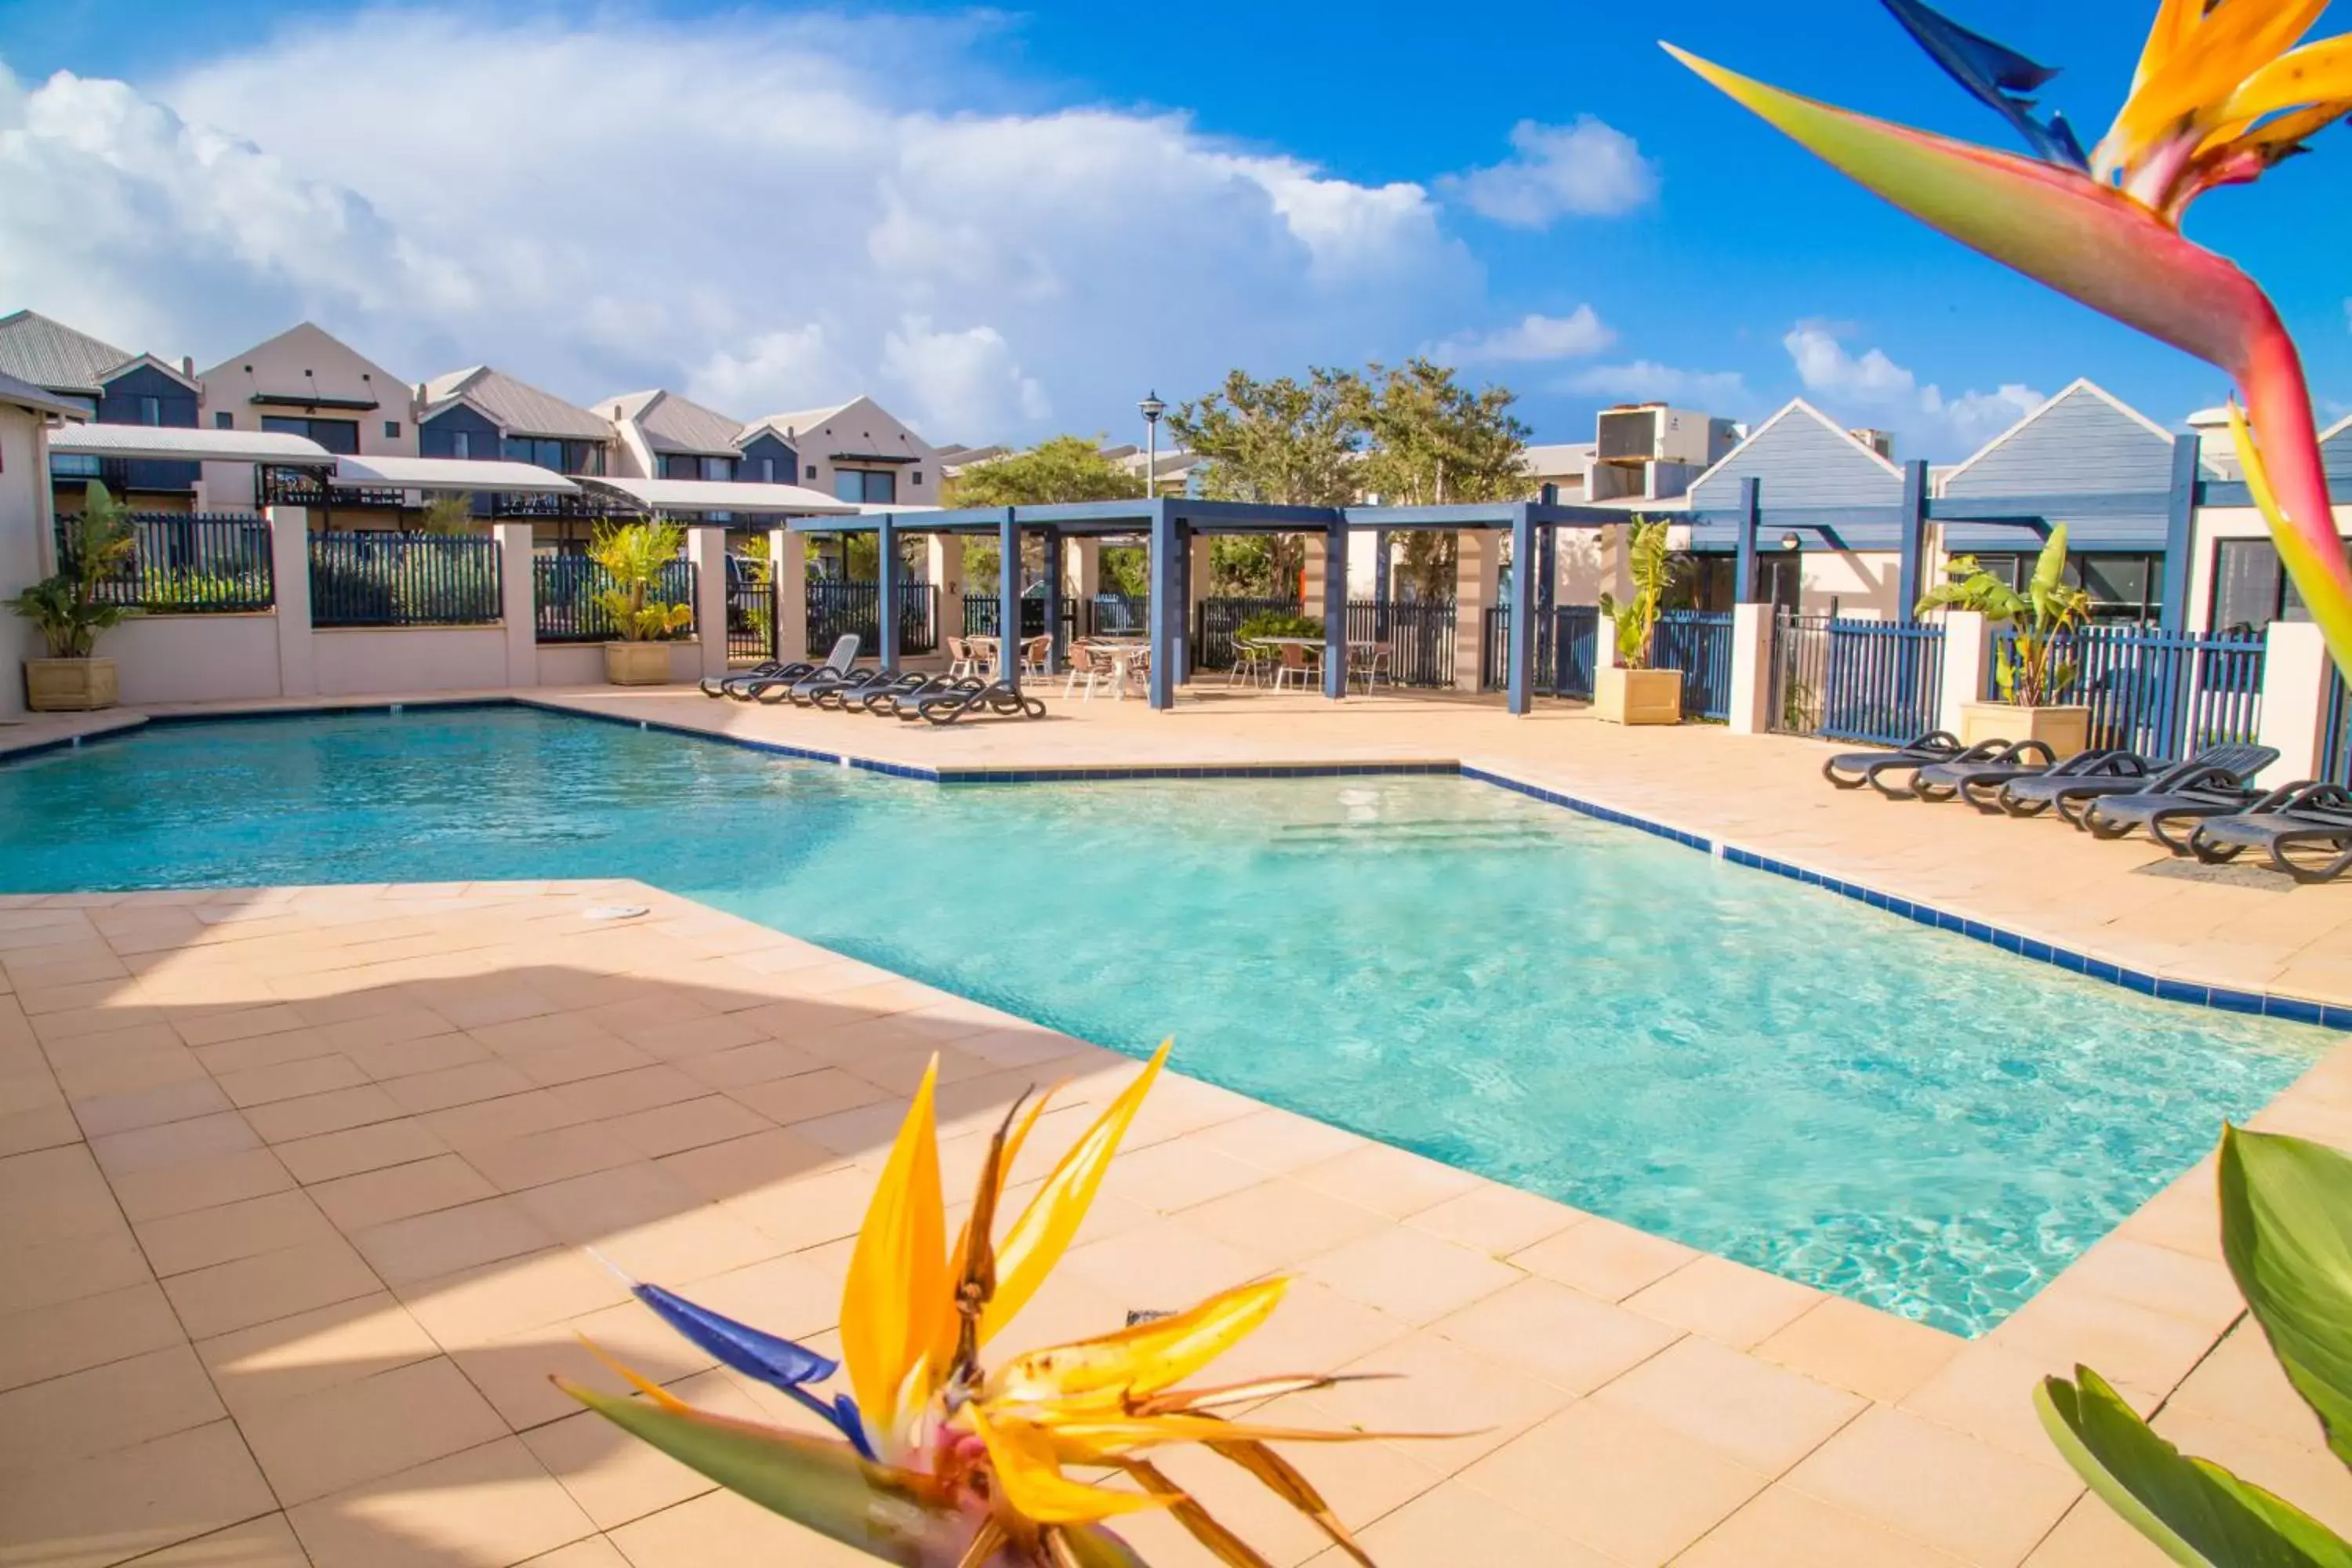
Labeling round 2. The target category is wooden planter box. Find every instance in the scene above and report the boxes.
[1959,701,2091,757]
[24,657,118,712]
[603,642,673,686]
[1595,666,1682,726]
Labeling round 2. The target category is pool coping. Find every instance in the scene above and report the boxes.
[8,690,2347,1031]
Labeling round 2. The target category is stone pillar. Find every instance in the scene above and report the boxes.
[1188,528,1214,678]
[2257,619,2332,785]
[1938,610,1990,736]
[687,525,728,680]
[495,522,537,688]
[927,533,964,655]
[267,506,315,698]
[1065,536,1102,633]
[1727,601,1774,735]
[771,527,808,663]
[1301,532,1330,612]
[1452,530,1498,692]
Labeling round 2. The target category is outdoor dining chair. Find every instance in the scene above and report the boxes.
[1229,637,1276,688]
[1348,641,1392,692]
[1272,641,1322,692]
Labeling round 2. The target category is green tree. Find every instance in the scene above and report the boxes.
[416,494,479,535]
[942,435,1143,509]
[1351,359,1530,600]
[1169,369,1363,596]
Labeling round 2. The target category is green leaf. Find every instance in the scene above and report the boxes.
[2032,524,2070,599]
[2036,1369,2352,1566]
[2221,1127,2352,1468]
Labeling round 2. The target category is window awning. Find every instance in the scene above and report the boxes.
[333,456,577,494]
[579,475,863,516]
[48,424,335,463]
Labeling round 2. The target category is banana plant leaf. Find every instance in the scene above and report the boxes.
[2035,1368,2352,1566]
[2220,1127,2352,1468]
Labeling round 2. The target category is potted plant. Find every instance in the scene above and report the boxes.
[1595,517,1683,724]
[9,482,136,711]
[1917,524,2091,755]
[590,518,694,685]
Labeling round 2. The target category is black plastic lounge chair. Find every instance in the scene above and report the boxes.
[1823,731,1962,789]
[1863,739,2020,800]
[790,665,891,708]
[734,636,858,703]
[2042,742,2280,826]
[898,680,1047,724]
[1910,739,2064,804]
[2078,746,2285,850]
[702,659,795,699]
[1995,751,2171,817]
[2190,782,2352,882]
[845,672,934,713]
[864,674,982,717]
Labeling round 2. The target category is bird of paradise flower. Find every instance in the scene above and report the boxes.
[1668,0,2352,680]
[557,1044,1417,1566]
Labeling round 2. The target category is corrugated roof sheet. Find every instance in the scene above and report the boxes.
[49,424,332,463]
[334,456,577,494]
[598,389,746,455]
[0,310,135,396]
[582,476,858,514]
[0,367,88,419]
[421,365,612,441]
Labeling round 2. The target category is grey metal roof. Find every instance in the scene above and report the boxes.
[598,389,746,455]
[0,310,136,396]
[420,365,612,441]
[0,366,87,419]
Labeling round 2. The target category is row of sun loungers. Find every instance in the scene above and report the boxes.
[1823,731,2352,882]
[695,636,1047,725]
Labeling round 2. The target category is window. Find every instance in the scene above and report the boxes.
[833,468,896,505]
[215,412,234,430]
[700,456,733,483]
[1967,550,2165,623]
[662,454,699,481]
[2208,537,2352,633]
[137,395,162,426]
[384,420,401,440]
[758,457,775,484]
[451,431,472,460]
[261,415,361,455]
[910,471,924,487]
[50,454,103,478]
[806,464,818,481]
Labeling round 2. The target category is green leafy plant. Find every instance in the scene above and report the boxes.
[1599,517,1678,670]
[1233,611,1324,641]
[10,483,136,657]
[590,519,694,642]
[1917,525,2090,706]
[416,493,479,535]
[2039,1124,2352,1564]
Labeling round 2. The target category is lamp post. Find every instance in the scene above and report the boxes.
[1139,390,1166,499]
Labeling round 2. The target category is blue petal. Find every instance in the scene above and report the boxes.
[833,1394,876,1462]
[633,1282,839,1389]
[1878,0,2090,169]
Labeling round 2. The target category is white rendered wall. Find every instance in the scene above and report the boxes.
[108,616,284,704]
[0,405,54,718]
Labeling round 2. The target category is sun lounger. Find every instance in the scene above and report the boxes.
[2078,747,2285,850]
[2034,742,2279,826]
[897,680,1047,724]
[702,659,786,699]
[2189,781,2352,882]
[1860,739,2027,800]
[1822,731,1963,789]
[1909,740,2064,804]
[733,636,858,703]
[789,665,890,707]
[1994,752,2171,816]
[854,673,966,716]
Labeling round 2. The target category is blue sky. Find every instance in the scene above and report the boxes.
[2,0,2347,458]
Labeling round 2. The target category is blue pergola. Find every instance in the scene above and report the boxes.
[789,499,1632,713]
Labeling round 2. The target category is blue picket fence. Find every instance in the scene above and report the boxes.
[1479,604,1596,698]
[1992,624,2265,757]
[1820,620,1947,745]
[1089,593,1149,635]
[1653,610,1736,720]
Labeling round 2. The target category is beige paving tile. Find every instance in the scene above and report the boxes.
[0,1226,154,1316]
[1310,1328,1573,1470]
[723,1067,888,1127]
[162,1234,384,1339]
[1622,1253,1822,1349]
[0,1101,84,1156]
[607,1486,882,1568]
[1755,1294,1964,1404]
[601,1095,773,1160]
[87,1111,259,1177]
[466,1122,645,1192]
[0,1279,186,1392]
[1098,1134,1274,1214]
[351,1195,561,1286]
[1428,1274,1680,1396]
[71,1076,234,1138]
[0,1419,277,1568]
[1180,1178,1393,1265]
[196,1290,442,1416]
[0,1344,225,1471]
[1350,1478,1618,1568]
[1784,1406,2085,1566]
[653,1126,840,1202]
[1406,1181,1584,1257]
[1678,1485,1974,1566]
[275,1117,452,1184]
[1062,1214,1284,1312]
[134,1189,338,1276]
[0,1144,121,1247]
[1300,1223,1522,1327]
[520,1370,764,1530]
[1902,1341,2138,1468]
[398,1247,636,1350]
[379,1058,535,1114]
[2023,1494,2175,1566]
[242,1083,407,1144]
[1292,1141,1480,1220]
[239,1354,510,1505]
[129,1512,312,1568]
[107,1146,296,1221]
[1590,1334,1866,1475]
[670,1040,818,1091]
[310,1152,502,1230]
[2151,1404,2352,1537]
[287,1436,597,1568]
[1509,1214,1697,1301]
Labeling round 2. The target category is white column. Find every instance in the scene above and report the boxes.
[771,528,808,663]
[928,534,964,652]
[1453,531,1499,691]
[1938,610,1989,736]
[1595,613,1621,672]
[1727,601,1774,735]
[1301,532,1330,611]
[2257,619,2332,785]
[268,506,314,698]
[495,522,536,688]
[1064,535,1101,600]
[687,526,728,680]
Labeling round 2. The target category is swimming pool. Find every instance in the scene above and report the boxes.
[1,706,2325,1334]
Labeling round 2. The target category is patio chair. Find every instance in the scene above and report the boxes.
[781,662,888,707]
[866,673,982,717]
[1229,638,1276,688]
[1348,641,1392,692]
[1858,738,2020,800]
[1911,742,2118,807]
[1271,641,1323,692]
[840,671,932,713]
[1821,731,1965,789]
[736,636,857,703]
[2077,747,2285,850]
[1994,750,2172,817]
[1063,641,1112,699]
[1022,636,1053,677]
[2047,742,2281,828]
[2188,781,2352,883]
[898,680,1047,724]
[946,637,984,679]
[701,658,786,699]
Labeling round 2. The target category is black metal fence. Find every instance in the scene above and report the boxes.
[1479,604,1596,697]
[532,555,697,643]
[310,532,503,627]
[1768,612,1830,735]
[961,593,1070,643]
[1191,597,1304,670]
[728,577,774,662]
[54,512,275,612]
[812,582,936,655]
[1347,600,1457,688]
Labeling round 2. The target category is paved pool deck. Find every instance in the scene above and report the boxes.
[2,684,2350,1565]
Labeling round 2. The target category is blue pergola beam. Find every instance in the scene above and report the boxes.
[1322,515,1348,700]
[2161,434,2200,632]
[1896,460,1929,626]
[998,508,1020,690]
[1507,505,1537,716]
[877,514,899,673]
[1042,524,1064,673]
[1148,501,1175,710]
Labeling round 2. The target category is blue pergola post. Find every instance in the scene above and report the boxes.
[1147,501,1175,710]
[1322,517,1348,700]
[876,514,900,673]
[1536,500,1557,691]
[998,508,1020,689]
[2161,433,2201,631]
[1373,530,1392,637]
[1042,524,1064,673]
[1897,460,1929,624]
[1174,518,1194,684]
[1735,477,1762,602]
[1508,506,1537,716]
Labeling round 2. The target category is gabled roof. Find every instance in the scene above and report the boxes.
[1685,398,1901,500]
[419,365,611,441]
[598,389,746,455]
[743,399,858,442]
[0,310,137,396]
[0,367,87,420]
[2321,412,2352,481]
[101,353,201,393]
[1936,378,2184,490]
[194,321,411,395]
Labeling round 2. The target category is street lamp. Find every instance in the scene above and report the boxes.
[1779,531,1802,551]
[1139,390,1166,499]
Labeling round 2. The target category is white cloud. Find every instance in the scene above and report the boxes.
[1441,117,1658,228]
[1431,307,1613,365]
[1563,359,1752,412]
[0,12,1480,442]
[1782,321,2041,456]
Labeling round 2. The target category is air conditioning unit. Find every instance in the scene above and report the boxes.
[1849,427,1896,460]
[1595,405,1721,466]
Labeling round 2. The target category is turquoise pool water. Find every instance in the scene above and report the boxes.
[1,706,2325,1334]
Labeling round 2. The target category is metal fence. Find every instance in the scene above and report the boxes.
[1818,619,1947,745]
[1087,593,1149,635]
[1476,604,1597,698]
[959,593,1067,643]
[54,512,275,612]
[812,581,936,655]
[1767,612,1828,735]
[1346,600,1457,688]
[1191,597,1305,670]
[727,577,774,662]
[1653,610,1737,720]
[309,532,503,627]
[532,555,697,643]
[1993,623,2265,757]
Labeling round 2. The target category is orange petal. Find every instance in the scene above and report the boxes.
[966,1407,1176,1526]
[840,1057,948,1454]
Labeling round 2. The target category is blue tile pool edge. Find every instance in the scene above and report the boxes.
[10,696,2340,1032]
